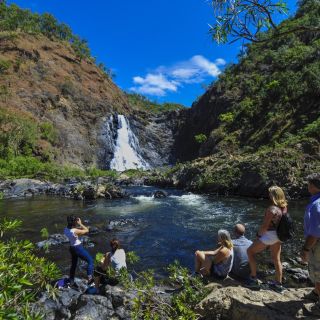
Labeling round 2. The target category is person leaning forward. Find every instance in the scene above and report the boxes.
[301,173,320,313]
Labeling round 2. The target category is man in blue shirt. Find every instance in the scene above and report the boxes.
[231,224,252,280]
[301,173,320,311]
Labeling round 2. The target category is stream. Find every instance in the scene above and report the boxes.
[0,186,308,279]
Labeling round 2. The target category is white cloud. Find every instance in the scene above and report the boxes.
[190,55,221,77]
[133,74,178,91]
[215,58,226,66]
[171,68,199,79]
[130,55,226,97]
[130,85,167,96]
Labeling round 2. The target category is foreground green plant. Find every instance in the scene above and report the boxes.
[115,257,207,320]
[0,219,61,319]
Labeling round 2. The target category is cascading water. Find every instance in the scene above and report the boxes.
[110,115,150,171]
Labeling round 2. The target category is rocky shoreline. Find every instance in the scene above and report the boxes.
[2,178,316,319]
[145,149,320,200]
[31,275,317,320]
[1,139,319,201]
[0,178,127,200]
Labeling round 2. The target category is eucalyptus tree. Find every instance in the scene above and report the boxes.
[209,0,320,43]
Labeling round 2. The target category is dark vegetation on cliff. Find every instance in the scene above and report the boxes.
[167,0,320,198]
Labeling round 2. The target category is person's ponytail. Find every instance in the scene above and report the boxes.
[110,238,120,253]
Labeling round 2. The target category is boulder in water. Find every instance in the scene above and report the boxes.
[0,178,50,199]
[37,233,69,249]
[88,226,100,235]
[82,185,97,200]
[153,190,168,198]
[106,218,137,231]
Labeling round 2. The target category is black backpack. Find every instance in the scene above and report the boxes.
[276,213,294,242]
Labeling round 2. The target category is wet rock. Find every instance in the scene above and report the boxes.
[37,233,69,248]
[286,268,309,282]
[79,236,95,248]
[282,262,291,270]
[50,233,70,243]
[73,295,114,320]
[89,226,100,235]
[82,186,97,200]
[37,233,95,249]
[153,190,168,198]
[31,288,80,320]
[59,288,82,307]
[106,218,137,231]
[0,179,50,199]
[196,282,318,320]
[114,306,130,319]
[106,185,127,199]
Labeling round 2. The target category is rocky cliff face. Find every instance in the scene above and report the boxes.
[129,110,182,168]
[0,33,180,170]
[174,3,320,163]
[165,3,320,197]
[0,33,131,168]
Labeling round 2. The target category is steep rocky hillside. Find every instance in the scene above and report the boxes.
[175,1,320,161]
[0,31,181,171]
[0,32,131,168]
[160,1,320,197]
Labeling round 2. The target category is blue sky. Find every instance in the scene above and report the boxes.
[8,0,297,106]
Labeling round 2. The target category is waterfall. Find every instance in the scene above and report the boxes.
[110,115,150,171]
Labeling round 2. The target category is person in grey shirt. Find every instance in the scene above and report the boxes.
[231,224,252,280]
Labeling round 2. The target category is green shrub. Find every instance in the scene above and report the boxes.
[0,58,11,74]
[219,112,234,123]
[194,133,207,144]
[86,167,118,178]
[0,155,87,181]
[40,122,57,144]
[60,79,75,96]
[0,112,38,158]
[0,219,60,319]
[122,169,145,178]
[0,85,9,98]
[300,117,320,137]
[126,261,208,320]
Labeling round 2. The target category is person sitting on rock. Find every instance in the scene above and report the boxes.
[247,186,287,292]
[95,238,127,287]
[230,224,252,280]
[195,229,234,278]
[301,173,320,314]
[64,215,94,286]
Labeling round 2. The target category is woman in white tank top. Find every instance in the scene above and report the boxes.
[64,215,94,285]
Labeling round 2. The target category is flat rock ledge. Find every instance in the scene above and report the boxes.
[196,282,318,320]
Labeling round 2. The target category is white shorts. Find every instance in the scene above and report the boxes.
[259,231,280,246]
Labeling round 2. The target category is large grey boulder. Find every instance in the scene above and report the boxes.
[196,282,318,320]
[73,295,114,320]
[0,178,50,198]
